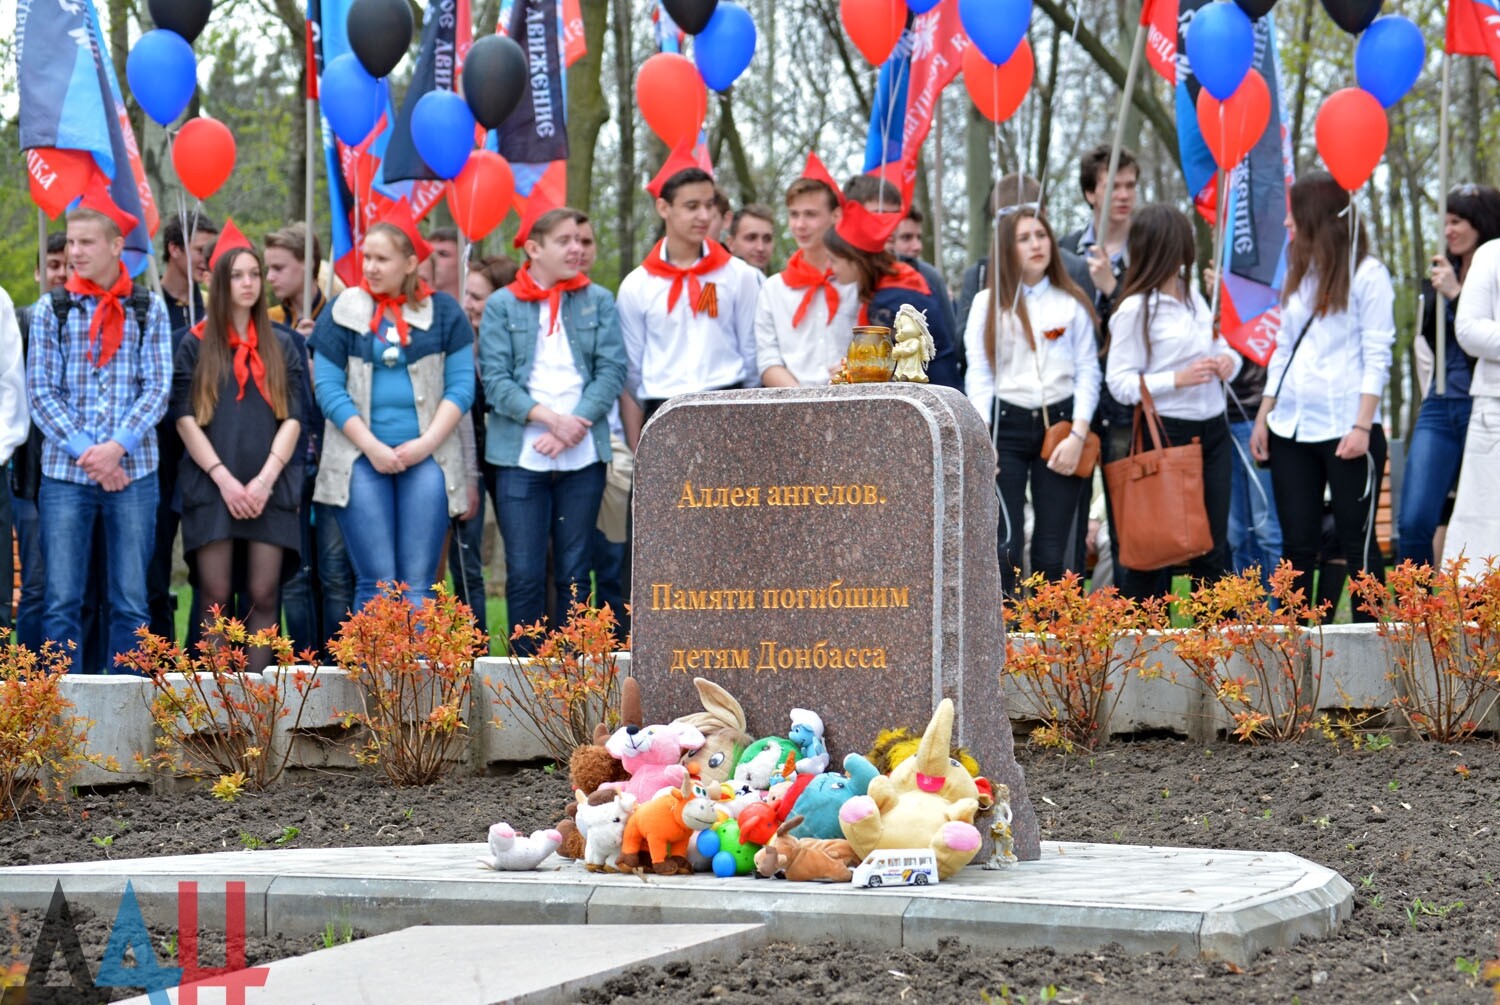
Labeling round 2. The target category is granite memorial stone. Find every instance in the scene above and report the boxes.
[630,383,1039,860]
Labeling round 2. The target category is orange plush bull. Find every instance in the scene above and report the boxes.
[618,773,722,875]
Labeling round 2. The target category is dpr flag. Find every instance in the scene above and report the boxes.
[1448,0,1500,76]
[384,0,474,183]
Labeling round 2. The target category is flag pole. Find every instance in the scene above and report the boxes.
[1435,52,1452,396]
[1209,167,1228,323]
[303,19,318,325]
[1096,20,1145,251]
[37,208,46,301]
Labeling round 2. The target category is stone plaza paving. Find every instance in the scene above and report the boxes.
[2,838,1352,992]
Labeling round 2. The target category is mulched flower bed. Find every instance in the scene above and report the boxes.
[4,739,1498,1003]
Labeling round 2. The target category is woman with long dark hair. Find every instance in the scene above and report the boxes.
[1398,184,1500,565]
[963,206,1100,598]
[171,245,305,663]
[1250,172,1396,616]
[309,218,476,611]
[1105,204,1240,600]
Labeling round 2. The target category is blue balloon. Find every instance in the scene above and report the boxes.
[1186,2,1255,101]
[127,29,197,126]
[907,0,942,11]
[712,851,738,878]
[411,91,475,179]
[1355,16,1424,108]
[695,830,721,857]
[693,2,756,92]
[960,0,1033,66]
[322,54,388,146]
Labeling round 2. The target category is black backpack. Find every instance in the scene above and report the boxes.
[50,284,154,342]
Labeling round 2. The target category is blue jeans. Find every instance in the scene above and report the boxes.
[592,526,629,639]
[12,495,45,651]
[315,501,355,650]
[1227,419,1283,591]
[39,475,158,674]
[495,463,606,654]
[449,502,488,635]
[335,457,450,612]
[1398,394,1471,567]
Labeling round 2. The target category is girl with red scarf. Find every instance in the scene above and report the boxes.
[822,202,961,388]
[171,244,306,667]
[309,218,476,612]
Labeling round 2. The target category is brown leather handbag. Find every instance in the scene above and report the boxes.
[1040,421,1101,478]
[1102,379,1213,571]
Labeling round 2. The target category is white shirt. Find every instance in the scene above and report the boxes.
[518,303,598,472]
[616,243,762,401]
[1265,258,1395,441]
[1456,238,1500,397]
[1106,285,1241,421]
[753,270,859,386]
[0,289,30,466]
[963,278,1101,424]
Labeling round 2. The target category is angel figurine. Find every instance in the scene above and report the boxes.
[890,304,935,383]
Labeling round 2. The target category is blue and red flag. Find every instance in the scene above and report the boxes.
[1176,0,1291,366]
[493,0,585,245]
[384,0,474,183]
[1448,0,1500,75]
[312,0,450,285]
[862,0,966,205]
[17,0,159,276]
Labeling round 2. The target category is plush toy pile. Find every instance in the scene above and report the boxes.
[483,677,1015,884]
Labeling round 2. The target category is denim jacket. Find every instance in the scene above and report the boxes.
[478,281,627,467]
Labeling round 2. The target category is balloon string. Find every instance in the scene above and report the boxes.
[178,188,195,329]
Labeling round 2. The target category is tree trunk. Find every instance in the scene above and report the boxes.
[612,0,637,283]
[965,104,992,266]
[1466,57,1485,183]
[567,0,611,213]
[1035,23,1062,199]
[1288,0,1315,171]
[716,92,756,204]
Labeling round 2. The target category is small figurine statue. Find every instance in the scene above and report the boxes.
[983,783,1018,870]
[890,304,935,383]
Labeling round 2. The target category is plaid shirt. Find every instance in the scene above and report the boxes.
[25,284,172,486]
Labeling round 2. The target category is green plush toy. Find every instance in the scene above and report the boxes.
[730,736,801,793]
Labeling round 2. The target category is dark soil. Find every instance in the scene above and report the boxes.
[4,741,1499,1003]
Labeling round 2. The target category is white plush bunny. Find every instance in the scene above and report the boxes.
[578,792,637,872]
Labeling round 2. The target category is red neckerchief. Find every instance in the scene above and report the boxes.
[192,318,269,402]
[640,239,731,316]
[856,262,930,326]
[64,263,133,368]
[361,279,432,347]
[780,250,840,328]
[507,265,590,336]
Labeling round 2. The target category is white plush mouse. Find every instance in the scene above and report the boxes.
[478,823,562,871]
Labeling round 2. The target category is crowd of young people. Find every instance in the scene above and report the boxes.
[4,143,1499,671]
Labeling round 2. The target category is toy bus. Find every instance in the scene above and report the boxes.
[851,849,940,888]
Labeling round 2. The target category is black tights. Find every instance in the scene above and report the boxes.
[195,539,284,671]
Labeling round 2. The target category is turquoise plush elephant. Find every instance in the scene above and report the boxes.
[787,754,881,839]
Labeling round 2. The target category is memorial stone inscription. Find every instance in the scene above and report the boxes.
[631,383,1038,860]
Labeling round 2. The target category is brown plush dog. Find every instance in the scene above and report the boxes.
[556,677,641,859]
[753,815,862,883]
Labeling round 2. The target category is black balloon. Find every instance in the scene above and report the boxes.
[148,0,212,43]
[462,35,528,130]
[347,0,413,78]
[1234,0,1277,19]
[663,0,719,35]
[1320,0,1382,34]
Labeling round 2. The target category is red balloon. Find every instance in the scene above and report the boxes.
[172,117,236,201]
[1315,88,1388,191]
[446,151,515,241]
[1196,69,1271,172]
[636,53,708,149]
[963,38,1034,123]
[841,0,907,65]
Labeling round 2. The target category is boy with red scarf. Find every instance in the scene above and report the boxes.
[27,185,172,673]
[478,208,626,652]
[616,151,762,448]
[756,154,860,387]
